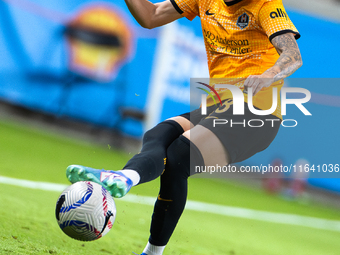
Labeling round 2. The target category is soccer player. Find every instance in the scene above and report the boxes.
[66,0,302,254]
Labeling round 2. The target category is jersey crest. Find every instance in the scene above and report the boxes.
[237,13,249,29]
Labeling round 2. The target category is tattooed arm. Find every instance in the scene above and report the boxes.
[266,33,303,80]
[244,33,302,95]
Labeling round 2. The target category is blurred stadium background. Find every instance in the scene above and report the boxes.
[0,0,340,254]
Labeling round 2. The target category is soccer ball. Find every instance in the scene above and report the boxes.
[55,181,116,241]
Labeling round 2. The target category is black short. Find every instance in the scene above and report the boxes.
[180,100,281,164]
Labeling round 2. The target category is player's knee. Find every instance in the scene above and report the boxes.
[141,126,159,146]
[142,120,184,146]
[166,135,204,178]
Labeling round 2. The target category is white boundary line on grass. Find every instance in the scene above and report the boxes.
[1,175,340,232]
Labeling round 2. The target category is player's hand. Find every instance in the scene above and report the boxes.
[243,74,274,96]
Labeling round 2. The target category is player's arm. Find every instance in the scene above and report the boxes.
[265,33,302,81]
[124,0,183,29]
[244,33,302,95]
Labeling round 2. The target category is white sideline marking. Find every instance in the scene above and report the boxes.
[1,176,340,232]
[0,176,69,191]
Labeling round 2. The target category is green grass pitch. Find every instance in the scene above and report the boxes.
[0,119,340,255]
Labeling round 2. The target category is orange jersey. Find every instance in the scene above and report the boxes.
[171,0,300,118]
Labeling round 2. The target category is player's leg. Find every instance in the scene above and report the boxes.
[66,116,192,198]
[141,124,229,255]
[123,116,192,183]
[141,102,281,255]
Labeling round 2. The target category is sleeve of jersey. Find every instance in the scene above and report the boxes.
[259,0,300,42]
[170,0,199,21]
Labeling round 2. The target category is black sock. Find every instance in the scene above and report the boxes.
[149,135,204,246]
[123,120,184,184]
